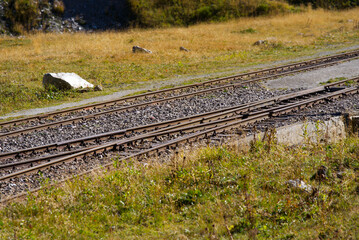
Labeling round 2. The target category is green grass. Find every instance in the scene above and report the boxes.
[1,137,358,239]
[128,0,297,28]
[319,77,358,87]
[240,28,257,34]
[320,77,348,85]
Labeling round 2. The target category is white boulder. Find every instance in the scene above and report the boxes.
[43,73,94,90]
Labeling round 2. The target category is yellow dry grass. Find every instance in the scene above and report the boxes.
[1,7,359,115]
[2,8,358,63]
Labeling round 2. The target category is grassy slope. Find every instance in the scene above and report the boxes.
[0,137,358,239]
[1,8,359,116]
[127,0,296,27]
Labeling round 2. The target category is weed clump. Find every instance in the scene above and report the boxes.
[240,28,257,34]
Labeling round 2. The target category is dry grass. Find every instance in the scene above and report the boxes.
[4,8,359,59]
[4,8,359,62]
[1,8,359,115]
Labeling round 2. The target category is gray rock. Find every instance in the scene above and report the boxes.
[253,40,268,46]
[43,73,94,90]
[180,46,190,52]
[286,179,313,193]
[132,46,152,54]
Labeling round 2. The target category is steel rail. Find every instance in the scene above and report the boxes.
[0,98,271,160]
[0,85,357,182]
[1,75,357,163]
[0,84,334,161]
[1,48,359,130]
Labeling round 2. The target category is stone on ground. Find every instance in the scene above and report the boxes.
[286,179,313,193]
[132,46,152,54]
[43,73,94,90]
[180,46,190,52]
[253,40,267,46]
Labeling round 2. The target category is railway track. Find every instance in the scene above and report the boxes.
[0,85,329,163]
[0,77,357,195]
[1,48,359,137]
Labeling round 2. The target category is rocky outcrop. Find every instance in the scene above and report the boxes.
[43,73,94,90]
[0,0,130,34]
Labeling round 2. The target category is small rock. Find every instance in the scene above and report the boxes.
[132,46,152,54]
[94,85,103,91]
[253,40,267,46]
[286,179,313,193]
[180,46,190,52]
[43,73,94,90]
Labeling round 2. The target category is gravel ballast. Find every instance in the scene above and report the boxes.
[264,58,359,89]
[0,85,295,153]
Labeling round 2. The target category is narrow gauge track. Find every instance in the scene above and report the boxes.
[0,86,328,162]
[0,77,357,184]
[1,57,359,139]
[1,48,359,134]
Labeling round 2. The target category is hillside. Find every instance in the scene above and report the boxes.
[1,0,359,34]
[0,0,130,34]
